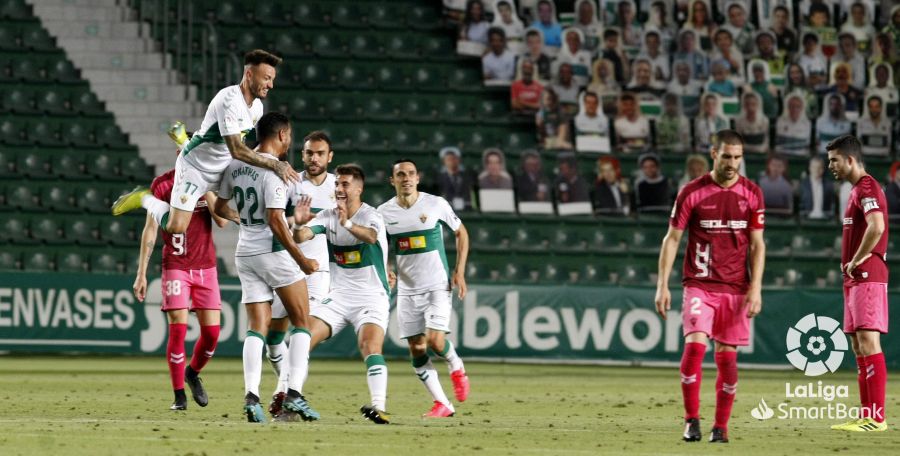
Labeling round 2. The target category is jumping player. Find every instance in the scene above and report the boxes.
[132,146,229,411]
[654,129,766,443]
[111,50,298,232]
[214,112,320,423]
[378,159,471,418]
[292,164,392,424]
[826,135,889,432]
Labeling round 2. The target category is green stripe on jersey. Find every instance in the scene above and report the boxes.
[390,223,450,275]
[328,241,390,294]
[181,121,223,156]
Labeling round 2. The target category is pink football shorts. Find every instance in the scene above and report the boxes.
[843,282,889,333]
[682,287,750,346]
[160,267,221,312]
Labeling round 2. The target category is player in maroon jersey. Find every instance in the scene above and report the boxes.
[654,130,766,443]
[133,156,234,411]
[826,135,889,432]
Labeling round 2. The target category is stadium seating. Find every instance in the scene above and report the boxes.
[0,2,153,273]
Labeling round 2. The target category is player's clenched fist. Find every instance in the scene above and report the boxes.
[298,258,319,275]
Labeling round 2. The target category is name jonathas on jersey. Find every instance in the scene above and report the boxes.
[232,166,259,181]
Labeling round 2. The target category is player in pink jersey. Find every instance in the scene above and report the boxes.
[655,130,766,443]
[133,154,233,411]
[826,135,890,432]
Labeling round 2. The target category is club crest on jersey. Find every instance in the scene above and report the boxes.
[419,214,428,223]
[738,200,748,212]
[180,195,188,204]
[334,251,361,265]
[398,236,427,251]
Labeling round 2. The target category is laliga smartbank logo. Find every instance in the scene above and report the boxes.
[750,313,864,421]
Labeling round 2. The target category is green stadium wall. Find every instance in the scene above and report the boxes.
[0,272,896,370]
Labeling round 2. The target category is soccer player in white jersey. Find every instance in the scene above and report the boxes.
[111,49,299,232]
[266,131,336,418]
[213,112,319,423]
[377,159,471,418]
[292,164,392,424]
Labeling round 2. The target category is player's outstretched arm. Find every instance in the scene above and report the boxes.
[268,208,318,274]
[453,223,470,299]
[212,195,240,224]
[337,206,378,244]
[133,213,158,302]
[845,211,885,278]
[204,192,232,227]
[654,227,683,320]
[223,134,298,183]
[744,229,765,318]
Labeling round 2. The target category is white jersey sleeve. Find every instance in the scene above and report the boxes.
[436,196,462,231]
[306,208,333,236]
[217,90,248,137]
[262,173,288,212]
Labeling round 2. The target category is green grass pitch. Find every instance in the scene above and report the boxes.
[1,356,898,455]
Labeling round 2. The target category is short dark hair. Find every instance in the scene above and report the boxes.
[392,158,418,173]
[826,135,863,162]
[713,129,744,149]
[244,49,282,67]
[809,3,829,17]
[335,163,366,183]
[773,5,789,14]
[603,29,619,39]
[525,29,540,39]
[867,95,883,105]
[303,130,332,150]
[488,27,506,40]
[256,112,291,142]
[802,32,819,44]
[583,91,599,102]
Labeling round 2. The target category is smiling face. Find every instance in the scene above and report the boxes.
[635,61,651,84]
[334,173,363,205]
[565,30,581,53]
[584,93,599,115]
[247,63,276,99]
[498,2,513,23]
[485,153,504,176]
[390,161,420,197]
[599,161,617,182]
[728,5,745,27]
[787,96,803,119]
[703,95,718,115]
[641,159,659,179]
[526,32,542,54]
[868,98,882,118]
[789,64,804,85]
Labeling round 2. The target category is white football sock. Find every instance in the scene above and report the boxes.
[242,331,265,399]
[436,340,464,373]
[365,354,388,411]
[141,194,170,227]
[287,329,311,394]
[413,355,453,409]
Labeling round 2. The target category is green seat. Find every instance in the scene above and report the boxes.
[9,183,41,212]
[0,148,14,177]
[40,184,75,212]
[618,264,651,285]
[55,153,89,180]
[408,5,440,31]
[47,57,80,84]
[352,126,386,152]
[291,2,323,27]
[23,27,55,52]
[73,91,104,116]
[301,62,333,89]
[349,33,383,59]
[0,214,30,243]
[63,119,96,148]
[504,131,534,152]
[0,23,15,51]
[333,4,367,28]
[590,230,624,253]
[385,35,419,60]
[0,0,32,19]
[0,115,29,146]
[364,97,397,121]
[288,92,325,120]
[17,151,52,179]
[121,156,154,181]
[215,1,246,25]
[252,2,290,26]
[412,66,445,91]
[66,217,102,246]
[23,250,53,271]
[31,118,66,147]
[337,64,373,90]
[391,128,423,153]
[97,124,130,148]
[0,249,19,270]
[375,64,409,91]
[448,68,482,92]
[11,58,38,82]
[476,99,510,124]
[311,34,345,58]
[77,185,109,213]
[1,86,37,114]
[422,37,455,61]
[57,251,87,272]
[91,153,122,181]
[38,89,69,115]
[580,263,611,284]
[369,4,405,29]
[438,98,474,123]
[272,31,305,57]
[90,251,121,274]
[401,97,437,122]
[31,217,66,244]
[101,219,137,247]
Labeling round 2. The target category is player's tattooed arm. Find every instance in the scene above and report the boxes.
[654,227,684,320]
[268,208,318,274]
[204,192,232,227]
[133,213,158,302]
[223,134,299,183]
[452,223,469,299]
[744,229,765,318]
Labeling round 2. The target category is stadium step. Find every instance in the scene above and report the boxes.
[38,19,145,40]
[28,2,131,22]
[80,68,180,86]
[63,51,170,70]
